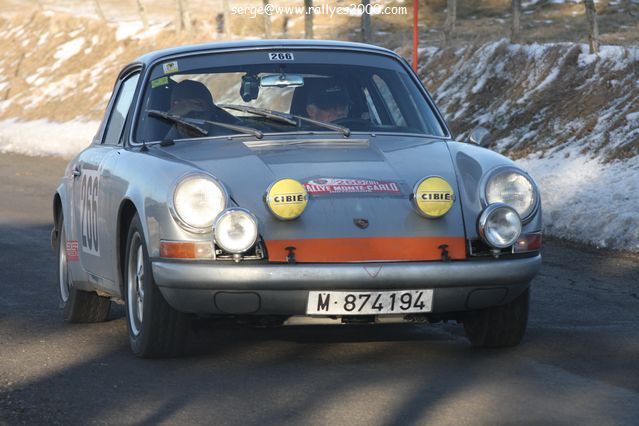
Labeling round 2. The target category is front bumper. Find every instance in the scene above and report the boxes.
[152,255,541,315]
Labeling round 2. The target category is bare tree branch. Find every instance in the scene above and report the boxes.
[92,0,107,22]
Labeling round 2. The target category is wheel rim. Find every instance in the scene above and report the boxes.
[127,233,145,336]
[58,226,70,303]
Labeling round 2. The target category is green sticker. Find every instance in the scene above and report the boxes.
[151,76,168,88]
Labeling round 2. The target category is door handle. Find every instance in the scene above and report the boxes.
[71,166,81,178]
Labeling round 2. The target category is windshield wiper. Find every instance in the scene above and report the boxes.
[148,110,208,136]
[218,104,297,126]
[219,104,350,137]
[147,110,263,139]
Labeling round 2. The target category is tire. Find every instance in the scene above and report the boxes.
[124,214,189,358]
[463,287,530,348]
[57,213,111,323]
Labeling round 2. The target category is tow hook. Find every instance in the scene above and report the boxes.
[285,246,297,264]
[439,244,450,262]
[51,228,59,252]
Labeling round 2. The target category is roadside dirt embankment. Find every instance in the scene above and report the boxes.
[417,40,638,162]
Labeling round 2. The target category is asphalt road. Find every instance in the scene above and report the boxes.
[1,153,638,425]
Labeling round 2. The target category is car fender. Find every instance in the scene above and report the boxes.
[447,141,543,240]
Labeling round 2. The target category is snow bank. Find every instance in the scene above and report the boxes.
[0,14,636,252]
[0,120,98,158]
[518,153,639,252]
[420,40,638,252]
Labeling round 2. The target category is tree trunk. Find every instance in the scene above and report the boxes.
[136,0,148,28]
[176,0,191,33]
[304,0,314,39]
[361,0,372,43]
[92,0,107,22]
[262,0,272,38]
[584,0,599,54]
[444,0,456,44]
[215,13,224,38]
[223,0,231,39]
[511,0,521,42]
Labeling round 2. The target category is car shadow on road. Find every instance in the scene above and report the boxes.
[3,223,639,423]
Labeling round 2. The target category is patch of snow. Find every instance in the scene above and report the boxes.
[115,21,144,41]
[517,153,639,251]
[136,23,169,39]
[52,37,85,69]
[0,120,99,158]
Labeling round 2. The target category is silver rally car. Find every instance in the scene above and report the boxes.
[52,40,542,357]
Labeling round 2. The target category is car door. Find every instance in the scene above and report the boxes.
[72,71,140,289]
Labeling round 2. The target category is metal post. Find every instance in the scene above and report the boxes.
[412,0,419,72]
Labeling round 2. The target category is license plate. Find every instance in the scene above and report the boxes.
[306,290,433,315]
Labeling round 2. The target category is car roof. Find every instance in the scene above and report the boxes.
[133,39,399,66]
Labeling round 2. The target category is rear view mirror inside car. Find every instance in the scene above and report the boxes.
[260,73,304,88]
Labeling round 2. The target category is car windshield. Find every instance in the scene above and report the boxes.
[135,50,447,143]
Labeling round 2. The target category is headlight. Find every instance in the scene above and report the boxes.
[485,169,537,220]
[478,204,522,248]
[172,175,226,231]
[214,208,258,254]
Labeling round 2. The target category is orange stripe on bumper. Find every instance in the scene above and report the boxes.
[265,236,467,263]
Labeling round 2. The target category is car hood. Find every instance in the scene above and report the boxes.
[160,134,467,262]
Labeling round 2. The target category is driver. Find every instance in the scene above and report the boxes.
[168,79,215,119]
[305,83,350,123]
[165,79,236,139]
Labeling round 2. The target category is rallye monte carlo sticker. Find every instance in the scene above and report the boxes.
[80,169,100,255]
[305,178,401,195]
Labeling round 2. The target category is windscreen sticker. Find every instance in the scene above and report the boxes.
[162,61,179,74]
[66,240,79,261]
[268,52,295,61]
[151,76,168,88]
[305,178,401,195]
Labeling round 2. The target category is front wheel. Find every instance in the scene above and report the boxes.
[463,287,530,348]
[125,214,189,357]
[57,214,110,323]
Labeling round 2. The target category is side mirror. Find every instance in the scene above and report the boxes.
[469,127,491,147]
